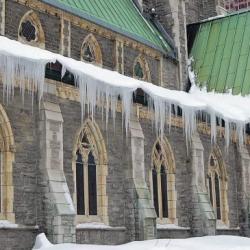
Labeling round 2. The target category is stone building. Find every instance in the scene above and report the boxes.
[0,1,249,250]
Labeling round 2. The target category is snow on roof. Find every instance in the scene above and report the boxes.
[0,36,250,147]
[33,233,250,250]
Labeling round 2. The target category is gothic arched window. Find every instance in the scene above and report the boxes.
[76,131,97,216]
[81,34,103,66]
[133,55,151,82]
[0,104,15,222]
[18,11,45,48]
[151,138,176,223]
[73,120,108,223]
[207,149,229,225]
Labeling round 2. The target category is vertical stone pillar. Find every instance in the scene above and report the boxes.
[60,15,71,57]
[39,102,76,244]
[129,108,156,240]
[0,0,5,35]
[190,133,216,236]
[115,38,124,74]
[237,146,250,236]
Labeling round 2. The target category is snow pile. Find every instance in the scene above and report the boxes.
[33,234,250,250]
[1,36,250,146]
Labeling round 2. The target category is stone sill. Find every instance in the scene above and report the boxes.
[76,226,126,231]
[0,225,39,230]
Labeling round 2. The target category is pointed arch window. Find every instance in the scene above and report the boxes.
[76,131,97,216]
[73,120,108,223]
[151,138,176,223]
[133,55,151,82]
[0,105,15,222]
[18,11,45,48]
[207,150,229,225]
[81,34,103,66]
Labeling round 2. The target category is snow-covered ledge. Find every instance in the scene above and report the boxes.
[1,36,250,147]
[0,220,39,230]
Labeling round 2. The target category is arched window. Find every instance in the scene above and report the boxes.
[207,147,229,225]
[81,34,103,66]
[151,138,176,224]
[18,11,45,48]
[73,120,108,223]
[0,104,15,222]
[133,54,151,82]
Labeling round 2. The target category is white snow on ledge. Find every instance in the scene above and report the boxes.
[76,222,112,229]
[156,224,189,230]
[32,233,250,250]
[1,36,250,147]
[0,220,18,228]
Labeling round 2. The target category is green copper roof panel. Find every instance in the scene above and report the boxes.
[42,0,171,53]
[190,11,250,96]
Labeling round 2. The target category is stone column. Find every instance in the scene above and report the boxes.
[115,38,124,74]
[129,107,157,240]
[237,146,250,236]
[39,102,76,244]
[0,0,5,35]
[190,133,216,236]
[60,15,71,57]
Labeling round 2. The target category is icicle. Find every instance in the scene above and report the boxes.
[0,54,46,108]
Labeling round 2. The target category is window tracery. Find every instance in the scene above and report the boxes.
[18,11,45,48]
[81,34,103,66]
[151,138,176,223]
[207,148,229,225]
[73,120,108,224]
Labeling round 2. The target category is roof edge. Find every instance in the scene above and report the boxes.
[41,0,169,55]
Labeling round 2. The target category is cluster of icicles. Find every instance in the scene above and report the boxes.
[1,36,250,148]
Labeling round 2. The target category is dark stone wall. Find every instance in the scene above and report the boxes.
[5,0,60,53]
[71,25,115,70]
[0,229,38,250]
[124,46,160,85]
[185,0,218,24]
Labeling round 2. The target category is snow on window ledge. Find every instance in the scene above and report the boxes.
[157,223,190,230]
[0,220,39,229]
[76,222,125,230]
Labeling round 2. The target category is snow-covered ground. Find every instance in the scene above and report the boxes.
[33,233,250,250]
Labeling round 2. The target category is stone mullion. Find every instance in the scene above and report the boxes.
[157,169,163,219]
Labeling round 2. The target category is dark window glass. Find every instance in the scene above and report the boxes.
[20,20,36,42]
[152,167,159,216]
[76,151,85,215]
[161,165,168,218]
[82,44,95,63]
[215,173,221,220]
[134,62,144,79]
[45,61,75,85]
[210,156,215,167]
[88,151,97,215]
[133,88,148,106]
[208,176,213,206]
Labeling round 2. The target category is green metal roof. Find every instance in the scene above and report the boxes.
[42,0,171,54]
[190,10,250,96]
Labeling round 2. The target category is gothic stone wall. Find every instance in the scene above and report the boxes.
[0,88,42,250]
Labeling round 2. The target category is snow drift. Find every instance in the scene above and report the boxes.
[33,233,250,250]
[1,36,250,146]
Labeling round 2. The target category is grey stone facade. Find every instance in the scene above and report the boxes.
[0,1,248,250]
